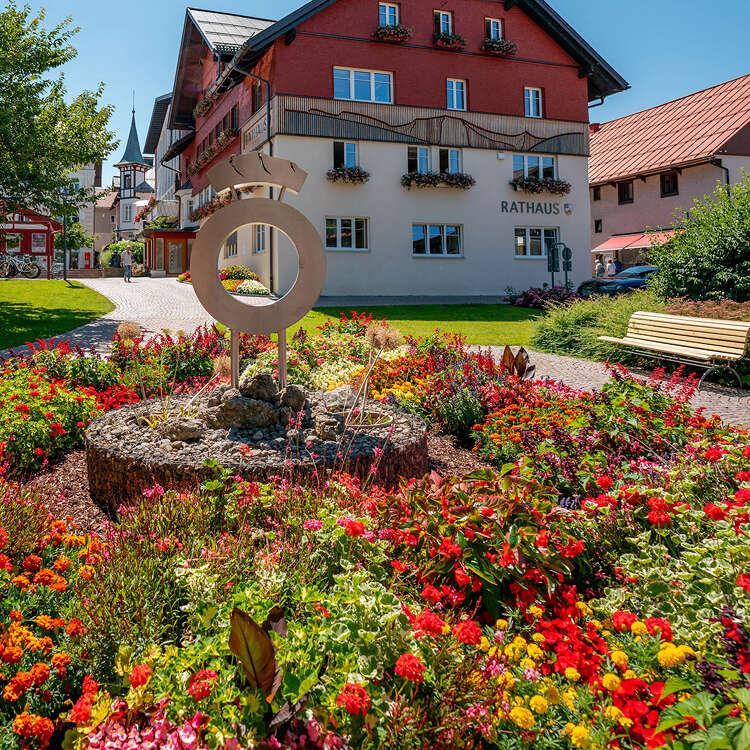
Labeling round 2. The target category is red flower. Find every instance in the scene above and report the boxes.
[188,669,218,700]
[129,663,151,688]
[82,675,99,697]
[414,611,446,637]
[613,611,637,632]
[704,503,728,521]
[736,573,750,592]
[597,475,614,490]
[336,682,371,716]
[70,696,92,725]
[454,568,471,587]
[22,555,42,573]
[394,653,426,683]
[736,471,750,482]
[644,617,673,642]
[66,619,85,637]
[345,520,365,537]
[438,537,462,558]
[705,446,726,462]
[453,620,482,645]
[735,488,750,504]
[421,584,442,604]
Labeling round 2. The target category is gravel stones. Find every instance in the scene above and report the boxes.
[86,388,428,510]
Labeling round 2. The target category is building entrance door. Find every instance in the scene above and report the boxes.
[168,240,185,274]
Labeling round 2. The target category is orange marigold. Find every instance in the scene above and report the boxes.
[51,652,71,677]
[53,556,72,572]
[1,645,24,664]
[29,662,51,686]
[12,711,55,748]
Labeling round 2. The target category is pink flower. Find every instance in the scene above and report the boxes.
[303,518,323,531]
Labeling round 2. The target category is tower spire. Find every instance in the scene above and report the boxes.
[115,107,148,168]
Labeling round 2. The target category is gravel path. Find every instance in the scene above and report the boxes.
[6,278,747,426]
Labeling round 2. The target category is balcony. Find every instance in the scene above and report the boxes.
[241,95,590,156]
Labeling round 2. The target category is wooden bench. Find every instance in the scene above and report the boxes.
[599,311,750,389]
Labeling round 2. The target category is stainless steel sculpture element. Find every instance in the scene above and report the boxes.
[190,152,326,387]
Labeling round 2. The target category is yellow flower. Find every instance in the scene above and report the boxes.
[563,688,577,710]
[590,619,602,630]
[602,673,621,691]
[495,619,509,631]
[545,685,561,705]
[563,723,576,736]
[529,695,548,714]
[610,650,629,669]
[677,645,695,658]
[532,633,545,643]
[509,706,535,730]
[520,658,536,670]
[564,667,581,682]
[624,669,637,680]
[513,636,528,649]
[657,645,685,668]
[529,605,544,618]
[630,621,648,636]
[576,601,593,616]
[527,644,544,661]
[604,705,624,722]
[442,623,451,635]
[570,724,591,747]
[479,637,490,652]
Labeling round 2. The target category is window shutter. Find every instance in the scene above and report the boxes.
[434,11,441,33]
[485,18,492,38]
[333,141,345,168]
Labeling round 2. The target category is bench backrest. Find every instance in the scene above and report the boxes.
[626,312,750,358]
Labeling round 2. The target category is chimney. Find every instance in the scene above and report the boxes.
[590,123,601,134]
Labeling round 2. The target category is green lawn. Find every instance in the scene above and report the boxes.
[287,304,541,347]
[0,280,114,351]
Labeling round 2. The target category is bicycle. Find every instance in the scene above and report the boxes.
[0,252,42,279]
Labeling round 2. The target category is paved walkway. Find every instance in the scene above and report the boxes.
[8,278,748,427]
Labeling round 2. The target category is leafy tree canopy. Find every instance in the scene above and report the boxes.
[647,172,750,302]
[54,221,94,252]
[0,3,118,218]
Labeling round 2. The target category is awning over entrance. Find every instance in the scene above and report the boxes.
[592,230,675,252]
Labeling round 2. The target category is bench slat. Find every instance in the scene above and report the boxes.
[628,321,750,341]
[598,336,739,361]
[630,313,750,333]
[624,330,748,355]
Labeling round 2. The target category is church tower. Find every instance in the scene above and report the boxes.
[115,110,150,239]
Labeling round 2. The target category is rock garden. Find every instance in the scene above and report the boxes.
[1,310,750,750]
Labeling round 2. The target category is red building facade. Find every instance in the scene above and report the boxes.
[0,210,61,278]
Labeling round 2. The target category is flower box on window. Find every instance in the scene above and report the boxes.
[373,24,412,43]
[326,166,371,184]
[189,186,254,223]
[193,94,217,120]
[187,129,239,176]
[480,38,518,56]
[433,32,466,51]
[510,176,572,196]
[401,171,475,190]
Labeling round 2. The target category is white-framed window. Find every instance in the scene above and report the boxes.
[333,141,358,168]
[325,217,369,251]
[513,154,556,179]
[514,227,558,258]
[447,78,466,111]
[379,2,399,25]
[524,87,543,118]
[434,10,453,34]
[224,231,238,258]
[439,148,461,174]
[407,146,430,173]
[333,67,392,103]
[485,18,502,39]
[123,205,132,222]
[412,224,462,256]
[253,225,267,254]
[31,233,46,252]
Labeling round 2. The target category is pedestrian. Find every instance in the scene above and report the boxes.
[613,257,623,273]
[594,255,605,278]
[606,257,617,277]
[121,245,133,283]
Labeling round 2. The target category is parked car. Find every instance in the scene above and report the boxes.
[577,265,658,298]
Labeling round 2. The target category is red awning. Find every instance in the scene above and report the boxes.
[593,230,675,253]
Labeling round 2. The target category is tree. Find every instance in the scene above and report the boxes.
[647,173,750,302]
[0,3,118,218]
[54,221,94,254]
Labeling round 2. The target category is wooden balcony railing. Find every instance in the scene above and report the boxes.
[242,95,589,156]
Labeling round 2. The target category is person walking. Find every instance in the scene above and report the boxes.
[606,257,617,277]
[121,245,133,283]
[594,255,605,278]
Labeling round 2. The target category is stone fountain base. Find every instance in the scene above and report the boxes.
[85,376,427,511]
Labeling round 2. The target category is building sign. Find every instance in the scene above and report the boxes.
[500,201,573,216]
[243,111,268,152]
[31,233,46,252]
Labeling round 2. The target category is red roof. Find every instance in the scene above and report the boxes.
[95,189,117,209]
[592,230,675,253]
[589,74,750,185]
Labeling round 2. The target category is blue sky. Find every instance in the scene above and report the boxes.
[45,0,750,183]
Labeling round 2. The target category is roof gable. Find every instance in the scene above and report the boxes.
[217,0,627,102]
[589,74,750,185]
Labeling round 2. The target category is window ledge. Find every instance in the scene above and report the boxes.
[514,255,547,260]
[412,254,464,259]
[326,248,371,253]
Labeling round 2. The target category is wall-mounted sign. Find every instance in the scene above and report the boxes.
[500,201,573,216]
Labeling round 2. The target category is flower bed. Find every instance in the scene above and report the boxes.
[401,171,476,190]
[326,166,370,185]
[372,24,412,42]
[510,175,572,196]
[480,37,518,55]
